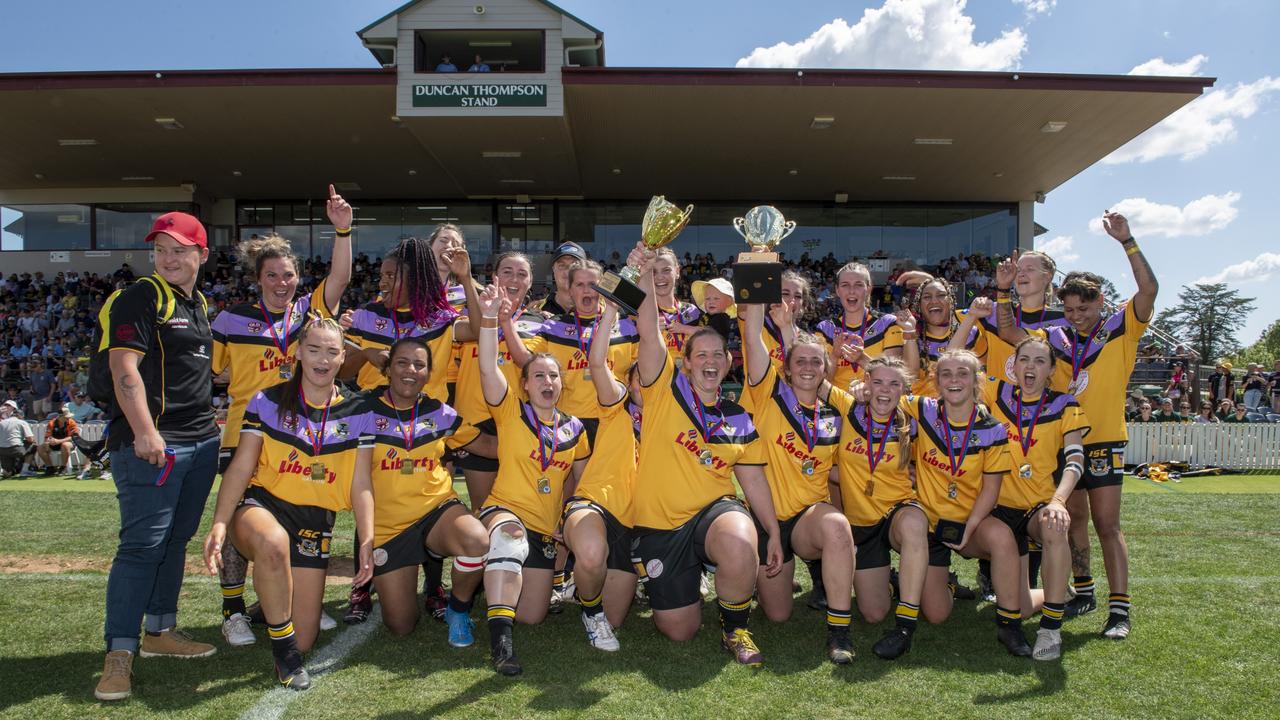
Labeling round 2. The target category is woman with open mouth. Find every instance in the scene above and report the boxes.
[737,269,812,375]
[738,300,855,665]
[902,348,1032,657]
[210,185,353,648]
[982,251,1068,383]
[648,248,704,364]
[906,276,987,398]
[202,317,374,691]
[474,284,591,676]
[354,337,496,650]
[628,242,784,668]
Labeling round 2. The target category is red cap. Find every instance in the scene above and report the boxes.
[145,212,207,249]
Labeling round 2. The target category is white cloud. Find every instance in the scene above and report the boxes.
[1194,252,1280,284]
[1087,192,1241,238]
[1012,0,1056,14]
[1103,75,1280,163]
[735,0,1027,71]
[1128,54,1208,76]
[1036,235,1079,262]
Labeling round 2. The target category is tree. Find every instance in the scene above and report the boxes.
[1159,283,1256,363]
[1100,277,1121,305]
[1232,319,1280,367]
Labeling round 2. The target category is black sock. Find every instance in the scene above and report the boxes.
[996,605,1021,628]
[487,605,515,652]
[826,608,851,633]
[807,558,825,593]
[578,589,604,617]
[1027,548,1043,589]
[895,601,920,632]
[1108,593,1131,619]
[423,555,444,593]
[978,558,991,582]
[267,618,298,664]
[448,592,474,615]
[718,597,752,634]
[221,581,247,619]
[1073,575,1095,600]
[1041,601,1065,631]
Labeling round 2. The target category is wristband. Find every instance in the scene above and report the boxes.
[901,332,917,340]
[1125,244,1140,256]
[335,227,352,237]
[480,316,499,329]
[997,287,1011,293]
[996,297,1011,305]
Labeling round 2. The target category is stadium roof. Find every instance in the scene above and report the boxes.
[0,67,1212,202]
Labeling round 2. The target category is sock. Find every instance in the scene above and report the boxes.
[995,605,1022,628]
[1027,548,1043,589]
[826,608,852,633]
[807,558,825,593]
[267,618,298,663]
[448,592,474,615]
[1040,601,1065,631]
[977,558,991,583]
[423,555,444,593]
[552,570,567,594]
[221,582,247,619]
[718,597,752,634]
[1072,575,1095,600]
[578,590,604,618]
[487,605,516,652]
[1108,593,1131,619]
[895,601,920,632]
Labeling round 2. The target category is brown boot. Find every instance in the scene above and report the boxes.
[94,650,133,701]
[140,629,216,659]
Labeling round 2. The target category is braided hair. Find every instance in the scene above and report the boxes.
[386,236,455,327]
[909,276,958,379]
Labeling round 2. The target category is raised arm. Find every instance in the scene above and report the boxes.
[590,300,627,407]
[895,310,920,385]
[633,243,666,386]
[322,184,354,313]
[1103,211,1158,322]
[950,296,990,352]
[445,247,483,343]
[740,302,770,387]
[477,285,510,406]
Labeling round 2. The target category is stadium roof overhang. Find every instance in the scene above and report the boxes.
[0,67,1212,202]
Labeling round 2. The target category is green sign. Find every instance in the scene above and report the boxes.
[413,83,548,108]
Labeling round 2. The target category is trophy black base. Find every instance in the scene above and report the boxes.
[732,261,784,304]
[591,272,646,316]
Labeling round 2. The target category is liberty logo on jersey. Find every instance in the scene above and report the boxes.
[673,430,728,470]
[258,352,294,374]
[842,437,896,464]
[278,449,337,484]
[381,449,438,472]
[921,448,965,476]
[774,433,820,467]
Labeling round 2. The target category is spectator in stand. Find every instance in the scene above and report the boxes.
[0,399,34,477]
[1207,362,1235,408]
[467,54,491,72]
[1153,397,1183,423]
[1215,399,1234,421]
[1222,402,1250,424]
[1178,400,1193,421]
[28,359,58,419]
[1165,362,1188,404]
[1130,401,1156,422]
[1270,359,1280,413]
[66,388,102,422]
[1242,363,1268,410]
[1192,402,1219,424]
[435,53,458,72]
[37,406,79,475]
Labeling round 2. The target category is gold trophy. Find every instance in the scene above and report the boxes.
[731,205,794,303]
[592,195,694,315]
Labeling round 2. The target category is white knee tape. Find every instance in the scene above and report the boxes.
[485,522,528,573]
[454,554,486,573]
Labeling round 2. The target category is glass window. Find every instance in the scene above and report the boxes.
[837,207,884,259]
[882,208,929,266]
[927,208,973,262]
[416,30,546,73]
[96,203,194,250]
[973,208,1015,258]
[1,204,91,250]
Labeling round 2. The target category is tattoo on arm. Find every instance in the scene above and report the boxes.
[1130,248,1158,293]
[118,375,139,400]
[997,299,1014,329]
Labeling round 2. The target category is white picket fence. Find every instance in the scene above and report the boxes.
[1124,423,1280,470]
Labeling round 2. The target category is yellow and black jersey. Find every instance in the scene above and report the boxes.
[530,312,639,420]
[241,383,372,512]
[1043,301,1147,448]
[741,364,841,521]
[979,305,1067,383]
[363,390,479,546]
[656,301,704,365]
[981,378,1090,510]
[633,354,765,531]
[902,395,1011,529]
[485,389,590,536]
[210,281,334,450]
[737,314,791,374]
[453,310,547,429]
[828,388,917,527]
[349,302,456,399]
[910,310,989,397]
[815,311,904,388]
[574,391,641,527]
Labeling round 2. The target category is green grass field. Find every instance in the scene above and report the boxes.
[1,474,1277,720]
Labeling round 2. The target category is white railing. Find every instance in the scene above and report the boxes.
[31,420,106,444]
[1124,422,1280,470]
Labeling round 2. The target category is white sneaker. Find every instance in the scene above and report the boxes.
[320,611,337,631]
[222,613,255,647]
[1032,627,1061,661]
[699,571,713,601]
[561,578,577,605]
[581,611,620,652]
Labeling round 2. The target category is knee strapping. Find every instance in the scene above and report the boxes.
[485,522,528,574]
[454,554,486,573]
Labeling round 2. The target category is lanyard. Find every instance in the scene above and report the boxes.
[764,314,787,363]
[386,390,419,453]
[1013,388,1047,457]
[661,306,685,349]
[498,304,526,342]
[694,392,726,443]
[797,400,821,453]
[573,313,600,357]
[298,387,332,457]
[1069,317,1106,380]
[259,300,294,357]
[864,410,891,475]
[940,403,976,478]
[524,403,560,473]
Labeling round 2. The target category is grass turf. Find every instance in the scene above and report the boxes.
[0,476,1277,719]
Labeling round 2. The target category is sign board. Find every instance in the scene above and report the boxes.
[49,251,70,263]
[413,83,548,108]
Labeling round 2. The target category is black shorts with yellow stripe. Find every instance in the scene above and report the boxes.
[991,503,1046,557]
[751,505,809,566]
[631,496,748,611]
[372,498,463,577]
[238,486,335,570]
[476,505,557,571]
[562,497,635,574]
[851,501,925,571]
[1079,444,1124,490]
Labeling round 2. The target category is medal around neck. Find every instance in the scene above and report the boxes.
[591,195,693,316]
[731,205,793,304]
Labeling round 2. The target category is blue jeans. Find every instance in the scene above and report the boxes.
[1244,389,1263,410]
[104,435,218,652]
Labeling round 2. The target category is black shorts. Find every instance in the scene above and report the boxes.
[238,486,335,570]
[1079,444,1124,490]
[446,382,456,406]
[631,496,748,611]
[991,504,1045,557]
[454,419,497,472]
[372,498,463,577]
[562,497,635,574]
[218,447,234,475]
[477,505,557,571]
[851,501,924,571]
[752,506,808,565]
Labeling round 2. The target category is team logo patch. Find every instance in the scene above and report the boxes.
[374,318,388,331]
[423,418,436,431]
[283,414,298,431]
[247,321,263,334]
[1094,328,1110,344]
[386,448,397,459]
[645,559,664,579]
[114,325,137,342]
[373,548,388,567]
[287,449,299,463]
[1089,457,1111,476]
[336,422,349,438]
[541,536,557,559]
[1004,355,1017,383]
[374,416,390,431]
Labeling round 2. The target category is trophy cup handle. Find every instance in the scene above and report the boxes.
[779,220,798,241]
[732,216,748,240]
[681,204,694,222]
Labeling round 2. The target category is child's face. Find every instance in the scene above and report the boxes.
[702,286,732,314]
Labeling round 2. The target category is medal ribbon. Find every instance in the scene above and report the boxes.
[764,314,787,363]
[940,403,976,478]
[797,401,821,454]
[298,387,332,457]
[1069,317,1106,381]
[386,390,419,453]
[694,393,726,444]
[259,300,294,358]
[524,403,560,473]
[864,408,892,475]
[573,312,601,357]
[1013,388,1048,458]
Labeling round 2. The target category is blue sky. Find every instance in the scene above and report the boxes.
[2,0,1277,345]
